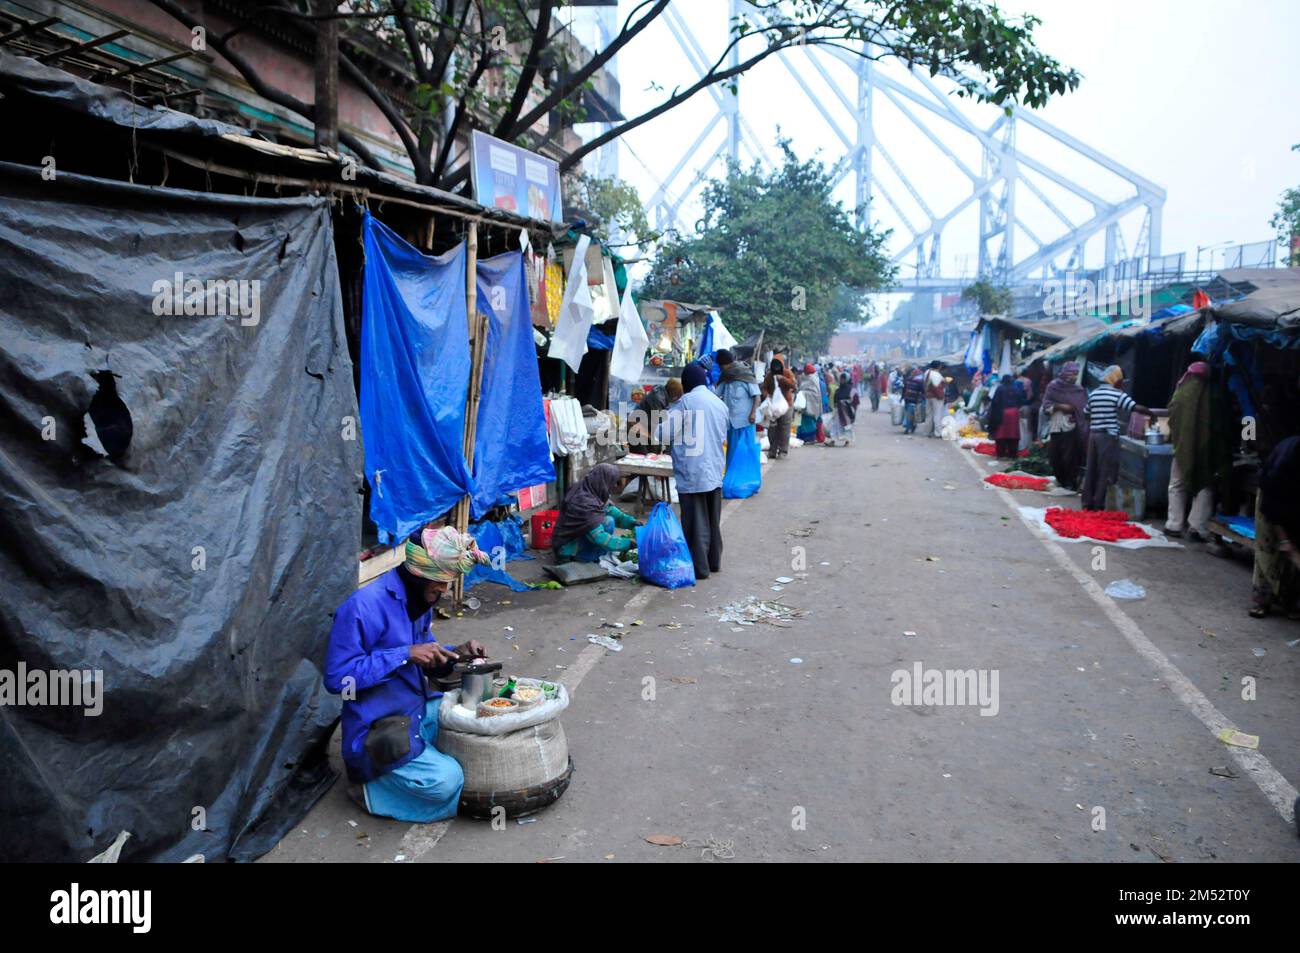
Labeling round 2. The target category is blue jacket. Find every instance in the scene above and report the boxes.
[655,386,728,494]
[324,568,454,782]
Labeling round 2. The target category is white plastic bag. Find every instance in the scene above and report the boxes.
[439,683,570,736]
[769,387,790,419]
[793,391,807,413]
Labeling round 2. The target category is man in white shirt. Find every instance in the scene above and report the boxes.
[924,361,947,438]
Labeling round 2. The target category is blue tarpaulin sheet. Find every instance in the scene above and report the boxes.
[465,515,534,592]
[1215,514,1256,541]
[471,251,556,519]
[361,213,474,542]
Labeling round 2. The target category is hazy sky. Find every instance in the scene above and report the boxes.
[578,0,1300,288]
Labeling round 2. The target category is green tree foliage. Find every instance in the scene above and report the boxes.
[562,172,657,247]
[640,142,896,354]
[961,279,1013,315]
[1270,144,1300,266]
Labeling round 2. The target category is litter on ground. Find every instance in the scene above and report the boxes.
[713,598,807,628]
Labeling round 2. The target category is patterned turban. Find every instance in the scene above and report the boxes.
[405,526,490,582]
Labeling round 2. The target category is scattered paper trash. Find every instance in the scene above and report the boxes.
[1104,579,1146,600]
[1252,647,1266,658]
[714,599,805,627]
[903,630,917,637]
[517,817,538,825]
[1209,765,1239,779]
[789,658,803,664]
[774,576,794,584]
[587,634,623,651]
[1216,728,1259,749]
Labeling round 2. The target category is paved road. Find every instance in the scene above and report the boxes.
[265,406,1300,863]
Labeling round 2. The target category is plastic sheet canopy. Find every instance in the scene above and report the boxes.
[0,162,361,862]
[472,251,555,519]
[360,213,474,541]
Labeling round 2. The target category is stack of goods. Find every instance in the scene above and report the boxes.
[973,440,1028,458]
[958,420,987,439]
[546,396,589,456]
[985,473,1050,491]
[1044,507,1150,542]
[1007,441,1054,477]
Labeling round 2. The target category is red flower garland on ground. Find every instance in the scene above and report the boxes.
[973,441,1028,458]
[985,473,1050,491]
[1044,507,1150,542]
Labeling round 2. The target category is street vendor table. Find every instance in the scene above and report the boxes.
[616,454,674,508]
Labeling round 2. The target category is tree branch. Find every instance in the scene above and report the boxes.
[502,0,669,141]
[491,0,553,138]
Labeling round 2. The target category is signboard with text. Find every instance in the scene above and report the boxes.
[469,130,563,222]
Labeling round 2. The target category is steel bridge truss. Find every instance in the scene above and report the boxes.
[640,1,1167,295]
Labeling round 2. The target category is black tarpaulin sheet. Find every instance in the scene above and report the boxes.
[0,47,244,138]
[0,161,362,862]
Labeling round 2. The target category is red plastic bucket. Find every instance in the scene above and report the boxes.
[530,510,560,550]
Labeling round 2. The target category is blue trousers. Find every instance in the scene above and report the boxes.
[902,401,918,434]
[363,699,464,823]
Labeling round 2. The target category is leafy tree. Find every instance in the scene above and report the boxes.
[146,0,1080,190]
[562,172,657,247]
[1270,144,1300,266]
[961,279,1012,315]
[640,142,896,354]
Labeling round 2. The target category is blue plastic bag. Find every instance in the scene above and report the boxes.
[635,502,696,589]
[722,426,762,499]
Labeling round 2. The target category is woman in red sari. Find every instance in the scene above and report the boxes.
[986,379,1025,459]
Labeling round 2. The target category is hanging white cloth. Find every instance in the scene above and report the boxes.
[998,339,1013,378]
[547,234,594,372]
[610,286,650,384]
[709,310,738,352]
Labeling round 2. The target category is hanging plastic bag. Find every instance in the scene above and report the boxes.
[635,502,696,589]
[723,426,762,499]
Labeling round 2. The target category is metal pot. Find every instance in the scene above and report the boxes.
[1144,430,1166,446]
[454,659,503,705]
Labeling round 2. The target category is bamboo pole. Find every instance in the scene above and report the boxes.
[452,222,485,606]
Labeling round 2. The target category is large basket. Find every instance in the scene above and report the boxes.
[458,757,575,819]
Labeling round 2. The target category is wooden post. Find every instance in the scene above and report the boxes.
[453,223,484,605]
[313,1,339,150]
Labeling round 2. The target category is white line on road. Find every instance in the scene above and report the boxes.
[955,443,1298,826]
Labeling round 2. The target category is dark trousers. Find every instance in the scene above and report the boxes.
[1048,428,1083,490]
[679,488,723,578]
[767,409,792,457]
[1081,431,1119,510]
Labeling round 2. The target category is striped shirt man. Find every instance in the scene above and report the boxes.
[1084,384,1136,436]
